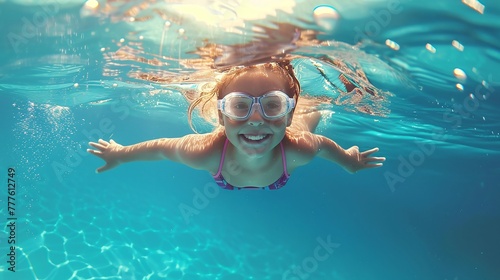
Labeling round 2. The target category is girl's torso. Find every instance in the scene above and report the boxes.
[203,129,316,189]
[213,138,290,189]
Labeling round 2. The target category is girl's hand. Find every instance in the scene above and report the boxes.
[345,146,385,173]
[87,139,124,173]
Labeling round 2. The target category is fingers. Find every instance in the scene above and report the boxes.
[364,163,383,169]
[96,165,107,173]
[87,139,112,157]
[88,142,106,150]
[366,156,385,162]
[98,139,110,147]
[86,148,102,155]
[88,139,111,150]
[361,147,379,156]
[97,162,116,173]
[361,153,385,170]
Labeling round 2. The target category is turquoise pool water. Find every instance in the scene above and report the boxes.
[1,0,499,279]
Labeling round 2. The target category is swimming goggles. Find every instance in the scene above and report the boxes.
[217,90,296,121]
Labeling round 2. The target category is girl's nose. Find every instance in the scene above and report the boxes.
[247,103,264,126]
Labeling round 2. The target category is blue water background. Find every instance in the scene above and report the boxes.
[1,0,500,279]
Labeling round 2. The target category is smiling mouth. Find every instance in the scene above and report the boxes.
[240,134,271,143]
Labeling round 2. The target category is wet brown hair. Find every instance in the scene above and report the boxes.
[187,59,301,133]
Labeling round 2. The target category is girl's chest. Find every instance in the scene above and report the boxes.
[221,157,285,187]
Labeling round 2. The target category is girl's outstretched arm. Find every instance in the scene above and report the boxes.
[87,131,223,173]
[316,135,385,173]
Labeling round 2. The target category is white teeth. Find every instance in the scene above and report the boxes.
[244,134,267,141]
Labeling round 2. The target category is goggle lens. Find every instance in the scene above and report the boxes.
[218,91,294,120]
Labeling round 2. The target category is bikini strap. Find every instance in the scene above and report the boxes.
[279,142,290,178]
[214,138,230,177]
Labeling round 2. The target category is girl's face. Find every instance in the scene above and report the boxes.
[219,68,294,158]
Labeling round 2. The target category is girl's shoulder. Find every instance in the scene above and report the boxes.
[178,127,226,172]
[282,130,320,169]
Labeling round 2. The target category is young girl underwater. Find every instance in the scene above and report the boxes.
[87,60,385,190]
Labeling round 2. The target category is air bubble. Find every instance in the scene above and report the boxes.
[84,0,99,9]
[385,39,400,51]
[453,68,467,81]
[452,40,464,51]
[425,43,436,53]
[313,5,340,32]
